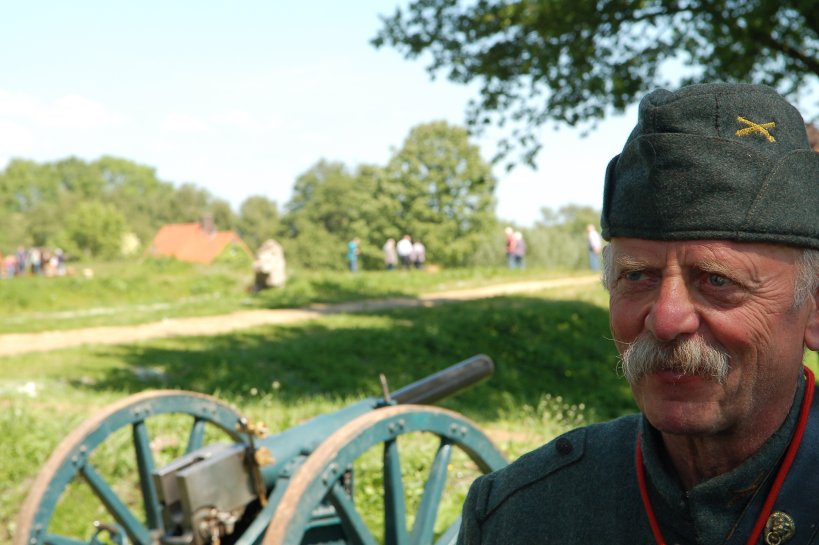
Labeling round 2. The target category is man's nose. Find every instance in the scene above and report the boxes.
[645,277,699,341]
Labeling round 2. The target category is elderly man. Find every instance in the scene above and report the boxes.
[456,83,819,545]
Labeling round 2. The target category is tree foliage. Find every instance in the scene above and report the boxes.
[58,200,128,259]
[0,156,262,260]
[382,121,497,266]
[237,195,283,251]
[282,161,374,270]
[529,204,601,269]
[373,0,819,166]
[0,124,602,269]
[279,123,498,270]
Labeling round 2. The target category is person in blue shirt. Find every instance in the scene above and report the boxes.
[347,238,360,272]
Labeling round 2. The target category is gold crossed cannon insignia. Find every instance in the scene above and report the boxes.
[736,116,777,142]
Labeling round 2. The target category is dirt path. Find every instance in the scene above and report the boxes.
[0,275,601,356]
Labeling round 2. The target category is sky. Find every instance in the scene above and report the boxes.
[3,1,786,228]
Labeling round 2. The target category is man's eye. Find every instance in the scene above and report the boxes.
[707,274,730,287]
[624,270,645,281]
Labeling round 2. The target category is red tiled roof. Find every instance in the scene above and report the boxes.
[148,223,251,264]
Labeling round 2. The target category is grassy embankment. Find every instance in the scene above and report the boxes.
[0,258,587,333]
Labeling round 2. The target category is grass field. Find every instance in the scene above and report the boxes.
[0,258,586,333]
[1,262,626,543]
[3,261,816,544]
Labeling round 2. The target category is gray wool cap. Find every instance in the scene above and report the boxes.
[601,83,819,250]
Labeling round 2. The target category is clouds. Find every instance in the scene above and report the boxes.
[0,119,34,157]
[0,88,268,141]
[0,89,127,130]
[159,112,210,134]
[0,89,128,166]
[0,89,123,167]
[158,109,276,134]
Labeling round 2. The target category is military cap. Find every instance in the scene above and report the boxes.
[601,83,819,250]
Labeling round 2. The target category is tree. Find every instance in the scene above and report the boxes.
[0,159,60,212]
[382,121,497,267]
[237,195,282,251]
[57,200,128,259]
[208,200,239,232]
[529,205,601,269]
[91,156,177,244]
[283,161,377,270]
[167,183,215,224]
[0,155,251,259]
[0,158,96,249]
[373,0,819,167]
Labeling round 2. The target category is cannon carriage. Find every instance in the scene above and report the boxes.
[15,355,507,545]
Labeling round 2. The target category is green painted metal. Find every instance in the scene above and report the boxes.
[15,391,246,545]
[383,439,408,545]
[17,355,508,545]
[258,398,377,486]
[410,441,453,545]
[330,481,376,545]
[262,405,508,545]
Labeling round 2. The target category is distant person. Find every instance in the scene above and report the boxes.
[512,231,525,269]
[397,234,413,270]
[29,247,42,275]
[586,224,602,271]
[347,238,360,272]
[54,248,66,276]
[504,226,517,269]
[15,246,26,275]
[412,239,426,270]
[383,238,398,270]
[4,253,16,278]
[41,248,53,276]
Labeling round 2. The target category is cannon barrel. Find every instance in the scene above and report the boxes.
[257,354,496,483]
[390,353,494,404]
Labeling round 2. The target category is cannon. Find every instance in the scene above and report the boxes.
[15,355,507,545]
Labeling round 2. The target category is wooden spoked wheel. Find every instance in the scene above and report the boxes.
[14,390,246,545]
[263,404,507,545]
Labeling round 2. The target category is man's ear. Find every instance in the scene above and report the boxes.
[805,286,819,351]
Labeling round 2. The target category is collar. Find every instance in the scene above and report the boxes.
[639,374,807,544]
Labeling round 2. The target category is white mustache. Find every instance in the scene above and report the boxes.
[619,333,731,385]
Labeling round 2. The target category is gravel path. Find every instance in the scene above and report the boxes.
[0,275,601,356]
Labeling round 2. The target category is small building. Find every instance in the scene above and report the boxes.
[147,220,252,264]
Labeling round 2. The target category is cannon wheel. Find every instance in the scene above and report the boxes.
[263,404,507,545]
[14,390,246,545]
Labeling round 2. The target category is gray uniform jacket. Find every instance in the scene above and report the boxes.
[456,377,811,544]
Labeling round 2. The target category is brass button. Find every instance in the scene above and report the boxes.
[765,511,795,545]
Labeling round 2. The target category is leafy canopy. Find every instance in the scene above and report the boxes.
[281,122,498,270]
[0,156,257,259]
[373,0,819,167]
[383,121,497,266]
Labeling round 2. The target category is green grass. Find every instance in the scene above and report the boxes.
[0,258,587,333]
[0,277,623,543]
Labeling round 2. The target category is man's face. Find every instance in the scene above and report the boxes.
[608,238,816,437]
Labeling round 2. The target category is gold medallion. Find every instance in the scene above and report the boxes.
[765,511,795,545]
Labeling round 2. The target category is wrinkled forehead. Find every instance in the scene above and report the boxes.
[608,237,803,269]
